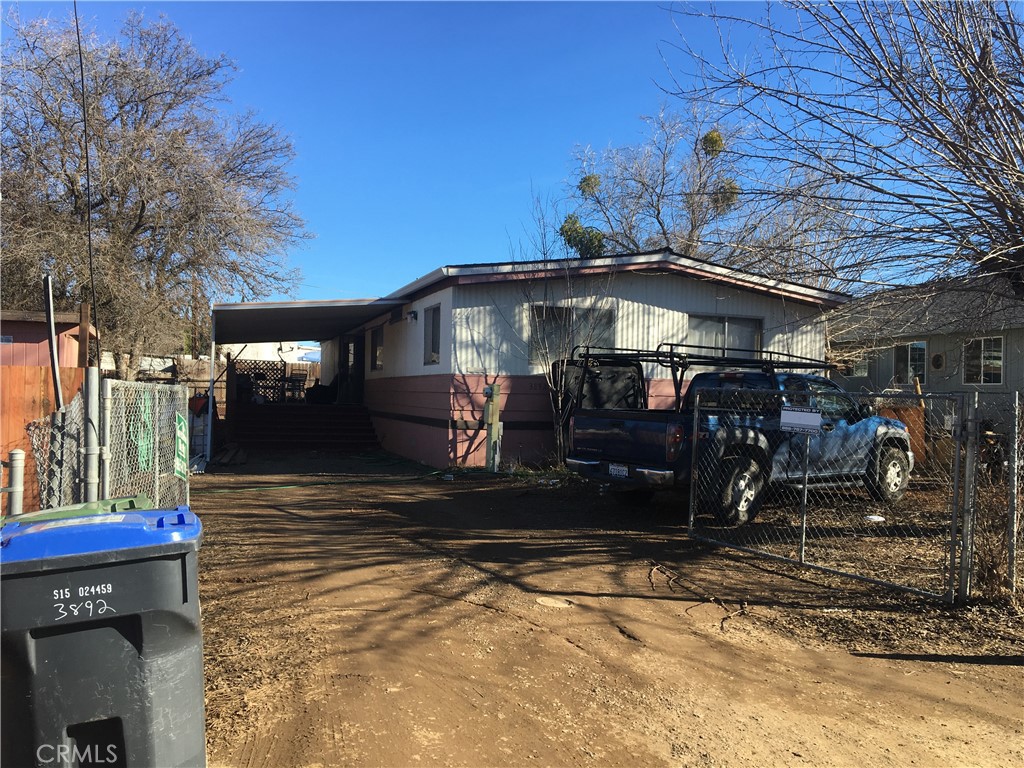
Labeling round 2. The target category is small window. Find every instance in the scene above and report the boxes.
[848,354,869,377]
[423,305,441,365]
[0,336,12,345]
[529,305,614,365]
[894,341,927,386]
[963,336,1002,385]
[370,326,384,371]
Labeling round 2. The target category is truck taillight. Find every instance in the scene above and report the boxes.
[666,424,685,462]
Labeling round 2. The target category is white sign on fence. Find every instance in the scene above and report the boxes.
[780,406,821,434]
[174,412,189,480]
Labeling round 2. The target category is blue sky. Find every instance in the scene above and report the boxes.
[9,1,733,301]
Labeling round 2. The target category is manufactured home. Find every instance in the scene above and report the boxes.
[212,249,846,467]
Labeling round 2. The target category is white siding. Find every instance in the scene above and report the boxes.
[364,287,456,379]
[451,273,828,377]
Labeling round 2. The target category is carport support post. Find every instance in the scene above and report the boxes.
[206,308,216,462]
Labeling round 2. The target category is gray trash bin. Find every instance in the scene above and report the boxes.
[1,506,205,767]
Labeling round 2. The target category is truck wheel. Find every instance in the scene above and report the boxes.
[717,455,765,526]
[611,489,655,507]
[867,446,910,503]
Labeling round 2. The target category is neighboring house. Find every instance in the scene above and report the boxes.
[0,309,97,367]
[219,341,320,364]
[828,275,1024,427]
[319,249,845,468]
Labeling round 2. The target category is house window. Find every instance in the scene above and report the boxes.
[963,336,1002,385]
[894,341,927,386]
[847,353,869,377]
[687,315,762,354]
[423,305,441,365]
[370,326,384,371]
[529,305,614,365]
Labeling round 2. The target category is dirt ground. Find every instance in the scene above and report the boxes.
[191,450,1023,768]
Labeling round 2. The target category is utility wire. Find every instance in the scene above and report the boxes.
[73,0,101,364]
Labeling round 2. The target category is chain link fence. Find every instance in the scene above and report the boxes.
[27,393,86,511]
[688,389,965,601]
[103,381,189,509]
[970,392,1022,602]
[26,380,189,511]
[1015,394,1023,597]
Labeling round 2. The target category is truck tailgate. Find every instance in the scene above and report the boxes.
[571,409,677,467]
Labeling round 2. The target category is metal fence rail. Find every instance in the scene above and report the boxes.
[688,390,965,602]
[26,380,188,511]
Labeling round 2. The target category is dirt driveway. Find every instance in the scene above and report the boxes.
[192,451,1023,768]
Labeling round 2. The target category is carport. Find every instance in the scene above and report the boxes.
[205,298,405,459]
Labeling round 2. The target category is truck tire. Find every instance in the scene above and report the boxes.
[866,446,910,503]
[717,455,766,526]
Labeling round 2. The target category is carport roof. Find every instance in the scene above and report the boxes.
[211,298,405,344]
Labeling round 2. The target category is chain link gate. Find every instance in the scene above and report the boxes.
[970,392,1023,601]
[26,380,189,511]
[102,381,189,509]
[687,389,967,602]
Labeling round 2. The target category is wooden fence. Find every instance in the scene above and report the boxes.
[1,366,85,514]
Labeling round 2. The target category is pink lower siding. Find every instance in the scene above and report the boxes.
[363,374,679,469]
[364,374,555,468]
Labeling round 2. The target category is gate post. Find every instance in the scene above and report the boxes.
[957,393,979,604]
[84,366,101,503]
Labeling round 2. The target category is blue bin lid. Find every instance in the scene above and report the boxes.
[1,506,202,572]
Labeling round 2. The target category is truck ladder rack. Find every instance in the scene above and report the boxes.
[572,345,834,412]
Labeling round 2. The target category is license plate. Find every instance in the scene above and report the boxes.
[608,463,629,478]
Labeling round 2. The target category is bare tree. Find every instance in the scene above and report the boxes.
[562,106,866,291]
[565,107,742,258]
[668,0,1024,294]
[1,11,307,373]
[512,197,616,464]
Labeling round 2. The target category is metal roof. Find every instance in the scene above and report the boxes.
[385,249,849,306]
[211,298,404,344]
[211,249,848,345]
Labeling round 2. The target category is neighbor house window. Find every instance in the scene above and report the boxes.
[370,326,384,371]
[687,315,762,354]
[529,305,614,365]
[423,305,441,365]
[963,336,1002,385]
[894,341,927,386]
[847,353,869,378]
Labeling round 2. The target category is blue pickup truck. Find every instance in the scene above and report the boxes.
[564,346,915,525]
